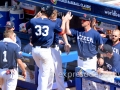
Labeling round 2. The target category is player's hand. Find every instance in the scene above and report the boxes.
[65,11,73,21]
[34,11,42,18]
[97,68,104,74]
[22,71,26,79]
[59,40,64,44]
[64,43,71,54]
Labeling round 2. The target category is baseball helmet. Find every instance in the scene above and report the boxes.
[41,5,54,17]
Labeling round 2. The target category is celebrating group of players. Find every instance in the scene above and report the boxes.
[0,4,120,90]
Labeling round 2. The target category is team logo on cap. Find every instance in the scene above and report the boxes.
[83,14,87,18]
[6,21,11,25]
[51,0,57,5]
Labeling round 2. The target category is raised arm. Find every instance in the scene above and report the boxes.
[65,12,73,36]
[61,12,73,54]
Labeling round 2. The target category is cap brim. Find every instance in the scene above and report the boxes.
[4,25,13,28]
[98,48,104,54]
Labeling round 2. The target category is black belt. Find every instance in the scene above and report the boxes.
[41,46,49,48]
[33,45,57,48]
[79,56,93,61]
[33,45,49,48]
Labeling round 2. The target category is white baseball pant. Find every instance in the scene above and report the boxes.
[51,45,65,90]
[78,55,98,90]
[0,68,18,90]
[32,46,54,90]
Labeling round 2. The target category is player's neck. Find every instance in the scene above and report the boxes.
[113,40,119,46]
[41,15,48,18]
[84,25,91,32]
[51,18,57,21]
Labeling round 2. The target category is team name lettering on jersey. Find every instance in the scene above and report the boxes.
[112,47,119,54]
[77,35,93,43]
[106,62,112,70]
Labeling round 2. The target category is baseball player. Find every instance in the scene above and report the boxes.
[4,21,21,48]
[97,44,120,90]
[96,29,120,90]
[109,29,120,55]
[25,5,68,90]
[101,29,120,53]
[65,12,103,90]
[98,29,120,73]
[49,9,65,90]
[0,30,26,90]
[98,44,120,78]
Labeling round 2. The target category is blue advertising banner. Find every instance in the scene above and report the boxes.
[18,0,120,25]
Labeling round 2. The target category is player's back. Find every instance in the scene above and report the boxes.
[27,18,62,47]
[0,42,20,69]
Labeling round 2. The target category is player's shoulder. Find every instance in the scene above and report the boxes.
[56,18,62,21]
[118,42,120,46]
[9,42,20,48]
[113,52,120,60]
[0,40,19,48]
[90,28,98,32]
[30,18,37,23]
[0,41,5,45]
[91,28,100,34]
[113,42,120,47]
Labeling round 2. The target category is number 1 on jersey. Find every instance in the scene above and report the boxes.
[3,51,7,62]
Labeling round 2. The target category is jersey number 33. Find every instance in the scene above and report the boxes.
[35,25,49,36]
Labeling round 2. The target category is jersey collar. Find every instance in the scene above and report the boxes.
[3,38,15,43]
[113,41,120,46]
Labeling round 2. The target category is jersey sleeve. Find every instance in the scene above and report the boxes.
[15,46,22,59]
[26,20,32,30]
[95,32,103,45]
[54,24,62,33]
[56,18,62,26]
[70,28,77,36]
[16,36,21,49]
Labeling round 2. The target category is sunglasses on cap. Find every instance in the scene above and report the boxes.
[81,19,89,22]
[6,27,13,29]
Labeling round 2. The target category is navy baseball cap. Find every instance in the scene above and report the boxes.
[98,44,113,54]
[80,14,93,21]
[5,21,15,28]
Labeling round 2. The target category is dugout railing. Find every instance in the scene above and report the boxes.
[20,51,120,90]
